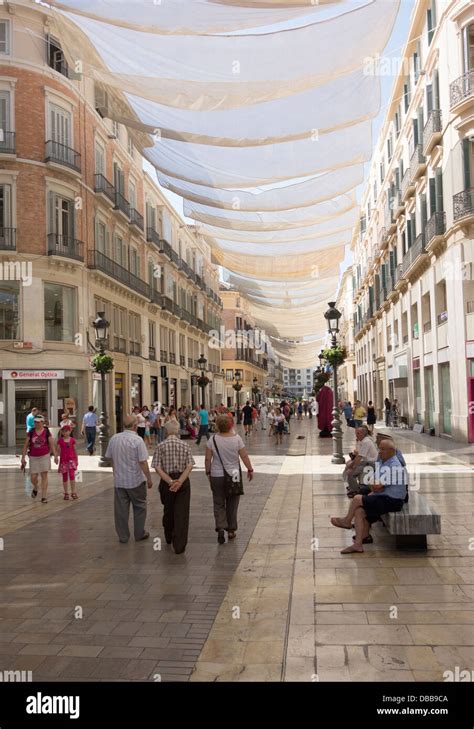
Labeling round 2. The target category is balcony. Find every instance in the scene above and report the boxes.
[45,140,81,172]
[188,357,193,368]
[160,238,173,259]
[423,110,442,155]
[129,208,144,231]
[181,260,192,278]
[410,144,426,180]
[149,346,156,361]
[89,250,150,297]
[180,355,186,367]
[94,174,116,205]
[401,167,415,201]
[0,228,16,251]
[425,211,446,248]
[170,249,180,267]
[393,188,405,219]
[160,350,168,363]
[453,188,474,223]
[162,295,174,312]
[114,192,130,219]
[384,198,396,233]
[169,353,176,364]
[150,288,163,307]
[146,227,161,249]
[0,131,16,155]
[172,301,181,318]
[401,231,427,278]
[450,70,474,113]
[47,233,84,262]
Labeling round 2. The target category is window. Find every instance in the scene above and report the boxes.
[387,136,392,162]
[0,183,12,231]
[403,81,411,112]
[48,192,74,241]
[47,35,68,77]
[113,162,125,194]
[149,320,156,350]
[427,0,436,45]
[0,21,11,55]
[395,109,401,137]
[0,90,12,149]
[95,142,105,175]
[129,313,141,355]
[127,132,133,157]
[49,103,71,148]
[0,281,19,339]
[130,247,140,277]
[95,219,108,255]
[129,180,136,209]
[112,120,120,139]
[113,305,127,352]
[114,235,126,268]
[44,283,76,342]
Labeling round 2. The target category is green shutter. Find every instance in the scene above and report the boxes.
[435,169,444,211]
[462,139,470,189]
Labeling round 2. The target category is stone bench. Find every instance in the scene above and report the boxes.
[380,491,441,550]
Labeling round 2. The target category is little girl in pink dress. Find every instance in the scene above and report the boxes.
[57,425,79,500]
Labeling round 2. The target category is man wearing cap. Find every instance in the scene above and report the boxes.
[105,414,153,544]
[152,419,195,554]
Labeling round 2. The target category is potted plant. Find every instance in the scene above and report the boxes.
[197,375,210,387]
[321,345,347,368]
[232,382,242,391]
[91,353,114,375]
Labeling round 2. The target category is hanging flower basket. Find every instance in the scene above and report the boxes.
[91,353,114,375]
[322,345,347,367]
[313,370,331,394]
[197,375,210,387]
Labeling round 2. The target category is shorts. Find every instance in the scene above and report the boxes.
[29,455,51,474]
[361,494,404,524]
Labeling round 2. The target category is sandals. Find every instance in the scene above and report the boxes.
[31,488,38,499]
[71,493,78,500]
[63,493,70,500]
[41,497,48,504]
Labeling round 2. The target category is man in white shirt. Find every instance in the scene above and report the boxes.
[259,403,268,430]
[343,426,378,495]
[105,415,153,543]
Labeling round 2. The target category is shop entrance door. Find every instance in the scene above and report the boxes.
[15,383,48,444]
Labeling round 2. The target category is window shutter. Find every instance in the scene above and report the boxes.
[462,138,471,189]
[48,191,55,235]
[426,84,433,114]
[435,169,444,212]
[105,229,110,257]
[421,194,428,227]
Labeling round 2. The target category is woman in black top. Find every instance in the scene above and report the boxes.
[384,397,391,427]
[367,401,376,434]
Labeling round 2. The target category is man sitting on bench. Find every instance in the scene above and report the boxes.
[331,439,408,554]
[343,426,377,497]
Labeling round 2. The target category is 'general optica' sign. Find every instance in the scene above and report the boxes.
[2,370,65,380]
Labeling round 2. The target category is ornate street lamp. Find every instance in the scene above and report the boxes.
[233,368,243,423]
[197,353,208,409]
[92,312,112,467]
[324,302,344,464]
[252,376,260,402]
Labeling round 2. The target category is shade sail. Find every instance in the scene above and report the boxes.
[211,230,351,255]
[54,1,399,110]
[118,68,379,147]
[184,192,355,230]
[50,0,341,35]
[157,165,364,211]
[144,120,372,187]
[209,246,344,279]
[200,209,356,242]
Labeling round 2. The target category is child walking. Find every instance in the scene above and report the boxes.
[57,425,79,500]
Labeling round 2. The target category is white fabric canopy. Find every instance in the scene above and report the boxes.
[48,0,400,367]
[145,120,372,187]
[55,1,399,110]
[49,0,341,35]
[157,165,364,211]
[119,68,379,146]
[184,192,355,230]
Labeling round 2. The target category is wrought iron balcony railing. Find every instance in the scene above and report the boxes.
[47,233,84,261]
[45,140,81,172]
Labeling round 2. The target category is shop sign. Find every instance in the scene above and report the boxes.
[2,370,64,380]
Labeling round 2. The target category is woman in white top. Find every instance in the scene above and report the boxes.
[204,415,254,544]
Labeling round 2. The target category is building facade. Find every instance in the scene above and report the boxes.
[219,288,269,408]
[335,267,357,405]
[0,2,223,446]
[351,0,474,440]
[282,368,316,399]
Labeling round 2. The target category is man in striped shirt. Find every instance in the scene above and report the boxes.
[152,419,195,554]
[105,415,153,544]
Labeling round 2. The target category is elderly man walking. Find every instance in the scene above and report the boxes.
[152,419,195,554]
[105,414,153,544]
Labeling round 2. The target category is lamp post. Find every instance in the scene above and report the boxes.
[92,312,111,467]
[233,369,242,423]
[252,376,260,403]
[197,353,208,409]
[324,301,344,465]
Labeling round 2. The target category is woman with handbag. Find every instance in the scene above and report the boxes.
[205,415,254,544]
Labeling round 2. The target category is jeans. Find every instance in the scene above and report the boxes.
[85,426,96,454]
[353,419,363,428]
[196,424,209,445]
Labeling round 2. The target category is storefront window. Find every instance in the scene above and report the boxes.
[413,369,422,423]
[58,376,80,432]
[0,281,20,340]
[131,374,142,409]
[440,363,452,435]
[424,367,435,429]
[44,283,76,341]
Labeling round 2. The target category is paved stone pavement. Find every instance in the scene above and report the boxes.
[0,419,473,682]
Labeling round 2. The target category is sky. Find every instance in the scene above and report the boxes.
[146,0,417,277]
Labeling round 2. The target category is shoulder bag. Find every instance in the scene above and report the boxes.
[212,435,244,496]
